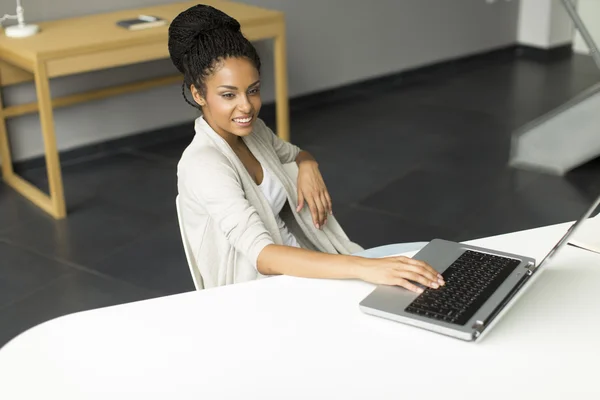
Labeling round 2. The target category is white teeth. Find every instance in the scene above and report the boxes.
[233,117,252,123]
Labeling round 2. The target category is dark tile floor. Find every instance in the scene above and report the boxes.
[1,54,599,348]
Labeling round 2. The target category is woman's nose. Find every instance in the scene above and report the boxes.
[237,95,252,113]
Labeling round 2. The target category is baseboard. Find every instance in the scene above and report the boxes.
[285,44,518,112]
[12,122,195,173]
[11,43,572,172]
[516,43,573,62]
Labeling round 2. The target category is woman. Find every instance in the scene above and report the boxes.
[169,4,444,291]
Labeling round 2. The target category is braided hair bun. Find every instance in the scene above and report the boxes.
[168,4,261,109]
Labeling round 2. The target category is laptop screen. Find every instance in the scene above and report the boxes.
[535,195,600,269]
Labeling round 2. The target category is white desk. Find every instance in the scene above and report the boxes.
[0,223,599,400]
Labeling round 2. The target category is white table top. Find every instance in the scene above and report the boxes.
[1,222,599,400]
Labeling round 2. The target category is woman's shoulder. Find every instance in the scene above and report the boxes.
[178,133,236,181]
[252,117,274,138]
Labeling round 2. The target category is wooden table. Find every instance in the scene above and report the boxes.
[0,1,289,219]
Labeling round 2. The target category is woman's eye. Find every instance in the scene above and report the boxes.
[249,88,260,95]
[221,93,235,99]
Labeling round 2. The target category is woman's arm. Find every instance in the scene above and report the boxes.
[184,142,443,293]
[257,244,445,293]
[183,149,275,268]
[295,150,316,166]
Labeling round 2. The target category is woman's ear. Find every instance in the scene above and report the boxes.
[190,85,206,107]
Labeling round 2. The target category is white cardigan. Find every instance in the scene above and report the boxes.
[177,117,363,288]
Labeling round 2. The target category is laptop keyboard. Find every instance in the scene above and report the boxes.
[405,250,521,326]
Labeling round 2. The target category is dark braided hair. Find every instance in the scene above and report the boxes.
[168,4,261,109]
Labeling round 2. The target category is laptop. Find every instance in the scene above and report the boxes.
[359,195,600,342]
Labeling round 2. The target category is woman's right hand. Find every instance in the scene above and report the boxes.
[354,256,445,293]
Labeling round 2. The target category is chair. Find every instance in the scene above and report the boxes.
[175,195,204,290]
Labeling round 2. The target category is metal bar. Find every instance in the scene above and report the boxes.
[561,0,600,70]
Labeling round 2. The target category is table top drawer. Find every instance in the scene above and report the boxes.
[46,41,170,78]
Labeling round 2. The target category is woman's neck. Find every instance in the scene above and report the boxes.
[221,132,243,150]
[203,116,243,149]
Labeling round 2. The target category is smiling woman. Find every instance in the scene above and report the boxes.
[168,4,444,291]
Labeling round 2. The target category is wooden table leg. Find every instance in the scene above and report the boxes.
[0,64,62,217]
[33,62,66,219]
[0,77,15,180]
[273,18,290,142]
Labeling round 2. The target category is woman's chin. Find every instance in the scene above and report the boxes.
[230,122,255,135]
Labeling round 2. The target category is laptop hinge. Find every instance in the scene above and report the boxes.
[471,321,485,338]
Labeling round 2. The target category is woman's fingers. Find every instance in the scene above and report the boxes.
[319,192,330,223]
[304,196,320,228]
[312,194,327,228]
[394,256,443,280]
[392,278,423,294]
[360,258,442,292]
[323,191,333,215]
[372,256,444,289]
[301,191,328,229]
[394,270,440,289]
[399,263,444,286]
[296,190,305,212]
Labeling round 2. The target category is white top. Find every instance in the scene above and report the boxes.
[257,165,300,249]
[1,222,598,400]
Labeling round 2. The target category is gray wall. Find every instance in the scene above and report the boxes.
[3,0,519,161]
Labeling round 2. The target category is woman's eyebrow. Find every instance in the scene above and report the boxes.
[217,80,261,90]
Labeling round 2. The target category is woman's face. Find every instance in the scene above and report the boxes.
[191,57,261,142]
